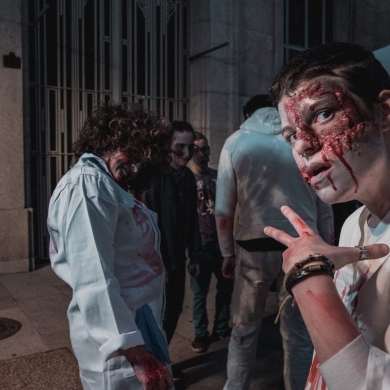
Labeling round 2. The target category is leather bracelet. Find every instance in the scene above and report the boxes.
[294,253,334,270]
[283,253,334,293]
[285,263,335,297]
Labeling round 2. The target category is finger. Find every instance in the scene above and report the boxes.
[362,243,389,260]
[280,205,317,236]
[264,226,294,247]
[333,244,390,270]
[158,373,165,390]
[165,372,174,389]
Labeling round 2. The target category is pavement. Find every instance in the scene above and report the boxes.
[0,265,284,390]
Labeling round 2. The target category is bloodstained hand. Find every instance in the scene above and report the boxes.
[222,256,235,279]
[120,345,174,389]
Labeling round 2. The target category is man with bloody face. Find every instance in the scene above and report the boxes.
[268,42,390,389]
[145,121,203,378]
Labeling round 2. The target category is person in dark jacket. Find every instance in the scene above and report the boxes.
[145,121,203,352]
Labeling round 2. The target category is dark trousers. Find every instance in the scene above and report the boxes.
[190,242,234,337]
[163,263,186,344]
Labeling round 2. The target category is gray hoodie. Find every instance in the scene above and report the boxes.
[215,107,333,257]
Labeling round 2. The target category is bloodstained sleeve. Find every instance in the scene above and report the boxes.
[215,142,237,257]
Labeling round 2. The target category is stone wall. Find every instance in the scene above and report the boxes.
[0,0,32,274]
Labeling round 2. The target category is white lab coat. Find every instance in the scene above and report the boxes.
[48,153,166,389]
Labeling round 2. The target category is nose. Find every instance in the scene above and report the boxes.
[182,146,193,159]
[293,137,319,159]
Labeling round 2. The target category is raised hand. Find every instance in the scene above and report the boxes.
[264,205,389,272]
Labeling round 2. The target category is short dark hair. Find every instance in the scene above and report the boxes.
[170,120,195,137]
[242,94,273,118]
[73,102,171,192]
[270,42,390,108]
[194,131,208,143]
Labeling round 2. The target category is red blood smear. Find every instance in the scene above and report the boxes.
[172,150,184,157]
[326,173,337,191]
[217,218,230,233]
[295,218,307,230]
[144,356,165,381]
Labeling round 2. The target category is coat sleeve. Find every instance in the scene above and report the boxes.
[60,174,144,361]
[318,334,390,390]
[215,142,237,257]
[144,179,171,268]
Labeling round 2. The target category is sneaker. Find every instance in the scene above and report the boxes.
[191,335,209,353]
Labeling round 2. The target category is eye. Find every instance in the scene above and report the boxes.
[315,110,334,124]
[285,132,298,144]
[174,144,185,151]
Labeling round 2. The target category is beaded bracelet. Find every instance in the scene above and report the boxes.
[283,253,334,294]
[294,253,334,270]
[284,263,335,297]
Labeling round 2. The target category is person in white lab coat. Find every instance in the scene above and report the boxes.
[47,103,174,390]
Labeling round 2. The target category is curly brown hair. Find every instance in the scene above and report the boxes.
[73,102,172,192]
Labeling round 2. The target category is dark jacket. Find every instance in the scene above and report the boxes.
[145,165,203,270]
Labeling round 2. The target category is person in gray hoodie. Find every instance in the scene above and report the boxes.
[215,94,334,390]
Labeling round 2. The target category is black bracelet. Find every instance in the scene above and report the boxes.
[285,263,335,297]
[294,253,334,270]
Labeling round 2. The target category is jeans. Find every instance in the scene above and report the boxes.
[190,242,234,337]
[224,246,313,390]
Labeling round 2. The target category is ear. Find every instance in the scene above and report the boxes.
[378,90,390,132]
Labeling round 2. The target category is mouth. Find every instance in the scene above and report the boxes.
[305,162,332,184]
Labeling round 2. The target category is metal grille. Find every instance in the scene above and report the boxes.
[284,0,333,62]
[29,0,189,262]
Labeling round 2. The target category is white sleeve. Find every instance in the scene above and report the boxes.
[61,174,144,361]
[315,196,334,244]
[215,142,237,257]
[319,334,390,390]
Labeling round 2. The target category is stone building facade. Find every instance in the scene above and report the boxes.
[1,0,390,273]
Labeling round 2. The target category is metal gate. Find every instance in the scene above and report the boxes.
[28,0,189,263]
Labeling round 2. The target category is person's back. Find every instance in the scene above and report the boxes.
[220,107,321,240]
[216,94,333,390]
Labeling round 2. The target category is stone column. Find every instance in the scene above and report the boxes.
[189,0,239,169]
[0,0,33,274]
[189,0,284,168]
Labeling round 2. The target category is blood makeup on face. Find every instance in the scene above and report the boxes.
[285,80,379,193]
[172,150,184,157]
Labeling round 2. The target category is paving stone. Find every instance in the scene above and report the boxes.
[0,273,60,300]
[0,307,47,361]
[18,294,70,335]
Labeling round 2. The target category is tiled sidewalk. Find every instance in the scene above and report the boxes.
[0,265,283,390]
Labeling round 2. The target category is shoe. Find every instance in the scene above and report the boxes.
[211,327,232,341]
[171,366,188,381]
[191,335,209,353]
